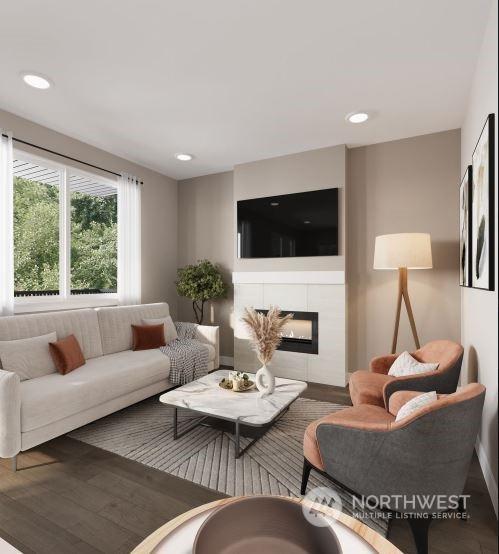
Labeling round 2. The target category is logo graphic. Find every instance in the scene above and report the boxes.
[302,486,343,527]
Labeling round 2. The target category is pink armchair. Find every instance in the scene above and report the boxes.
[349,340,464,408]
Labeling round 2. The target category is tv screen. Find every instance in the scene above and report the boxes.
[237,188,339,258]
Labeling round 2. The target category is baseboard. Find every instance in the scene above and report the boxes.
[220,356,234,368]
[476,437,498,517]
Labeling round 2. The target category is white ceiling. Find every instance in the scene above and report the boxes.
[0,0,491,180]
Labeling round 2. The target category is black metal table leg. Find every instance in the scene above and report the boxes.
[235,420,240,458]
[172,406,209,440]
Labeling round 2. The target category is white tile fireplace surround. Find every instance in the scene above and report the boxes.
[233,271,346,386]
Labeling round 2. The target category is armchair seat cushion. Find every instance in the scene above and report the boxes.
[304,404,395,470]
[349,370,393,407]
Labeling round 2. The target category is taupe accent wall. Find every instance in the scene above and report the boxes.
[177,137,462,366]
[234,145,346,272]
[0,109,178,312]
[177,172,234,357]
[460,0,498,512]
[347,130,461,370]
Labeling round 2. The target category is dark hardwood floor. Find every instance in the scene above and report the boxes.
[0,383,496,554]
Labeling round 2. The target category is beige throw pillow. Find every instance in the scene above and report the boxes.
[395,391,437,422]
[0,332,58,381]
[388,351,439,377]
[142,316,178,344]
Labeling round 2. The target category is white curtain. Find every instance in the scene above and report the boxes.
[0,130,14,316]
[118,172,141,305]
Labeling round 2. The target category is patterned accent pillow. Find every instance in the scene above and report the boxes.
[395,391,437,422]
[388,350,439,377]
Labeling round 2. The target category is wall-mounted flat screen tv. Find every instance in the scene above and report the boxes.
[237,188,339,258]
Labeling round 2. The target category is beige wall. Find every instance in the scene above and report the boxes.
[460,0,498,514]
[0,109,178,314]
[234,145,346,272]
[177,172,234,358]
[347,130,461,371]
[178,137,463,372]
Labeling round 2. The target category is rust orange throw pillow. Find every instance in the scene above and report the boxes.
[49,334,86,375]
[132,324,166,351]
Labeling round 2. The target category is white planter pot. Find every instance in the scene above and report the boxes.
[255,364,275,397]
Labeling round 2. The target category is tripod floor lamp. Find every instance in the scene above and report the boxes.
[374,233,433,354]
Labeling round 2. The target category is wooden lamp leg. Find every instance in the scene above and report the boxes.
[391,267,421,354]
[402,269,421,350]
[391,268,404,354]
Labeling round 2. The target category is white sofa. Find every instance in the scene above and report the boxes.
[0,302,219,466]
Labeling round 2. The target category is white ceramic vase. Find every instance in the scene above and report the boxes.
[255,364,275,397]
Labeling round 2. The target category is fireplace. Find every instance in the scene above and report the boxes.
[256,310,318,354]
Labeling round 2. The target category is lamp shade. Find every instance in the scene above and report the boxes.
[374,233,432,270]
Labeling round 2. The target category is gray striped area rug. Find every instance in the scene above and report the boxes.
[69,396,388,536]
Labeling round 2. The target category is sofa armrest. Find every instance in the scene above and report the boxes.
[195,325,220,369]
[0,369,21,458]
[370,354,397,374]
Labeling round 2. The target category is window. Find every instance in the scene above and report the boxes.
[13,159,61,293]
[69,174,117,293]
[13,152,118,305]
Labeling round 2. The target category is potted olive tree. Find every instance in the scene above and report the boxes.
[175,260,227,324]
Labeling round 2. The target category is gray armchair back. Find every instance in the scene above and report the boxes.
[316,383,485,515]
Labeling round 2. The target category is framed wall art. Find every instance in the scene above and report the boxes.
[471,113,495,290]
[460,166,472,287]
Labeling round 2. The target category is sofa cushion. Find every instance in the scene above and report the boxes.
[349,370,393,407]
[0,309,103,361]
[96,303,170,355]
[20,349,170,432]
[143,316,178,344]
[0,332,57,381]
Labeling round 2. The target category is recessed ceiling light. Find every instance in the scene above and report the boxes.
[270,202,279,207]
[175,153,194,161]
[21,72,52,90]
[304,220,311,224]
[346,112,369,124]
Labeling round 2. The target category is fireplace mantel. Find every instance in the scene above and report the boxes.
[233,272,347,386]
[232,271,345,285]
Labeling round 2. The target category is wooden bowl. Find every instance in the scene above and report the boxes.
[193,496,342,554]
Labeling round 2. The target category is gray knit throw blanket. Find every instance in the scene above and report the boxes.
[160,322,209,385]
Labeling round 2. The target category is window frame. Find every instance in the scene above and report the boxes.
[13,149,119,313]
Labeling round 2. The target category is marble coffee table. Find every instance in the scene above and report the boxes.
[159,369,307,458]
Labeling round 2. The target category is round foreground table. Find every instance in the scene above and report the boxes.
[132,496,402,554]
